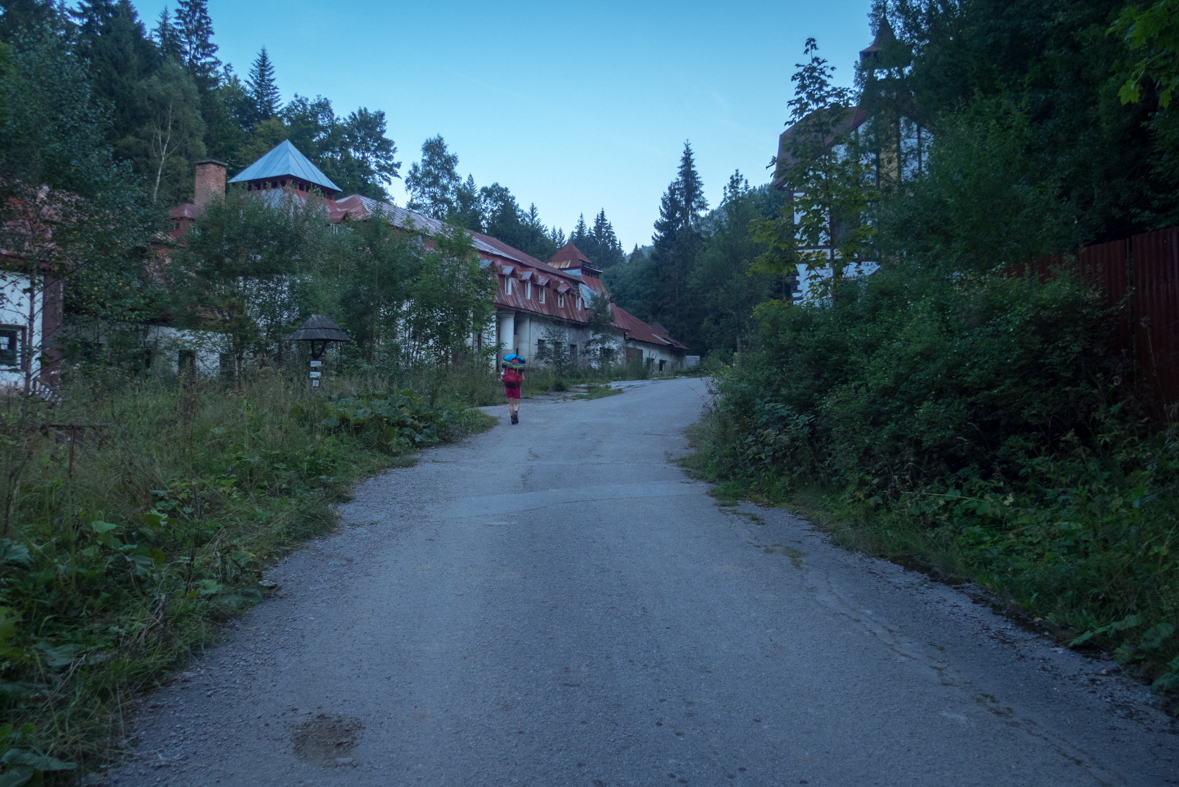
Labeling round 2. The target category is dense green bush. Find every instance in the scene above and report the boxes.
[714,269,1109,488]
[689,267,1178,709]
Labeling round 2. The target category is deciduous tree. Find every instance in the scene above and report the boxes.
[405,135,459,218]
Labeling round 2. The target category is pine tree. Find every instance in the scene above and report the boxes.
[175,0,220,90]
[247,47,280,122]
[548,226,566,248]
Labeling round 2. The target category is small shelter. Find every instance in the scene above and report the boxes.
[290,314,349,360]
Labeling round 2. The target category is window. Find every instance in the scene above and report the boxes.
[0,327,21,368]
[577,296,584,310]
[537,339,546,356]
[539,287,546,304]
[570,344,578,361]
[505,278,513,296]
[526,282,532,300]
[178,350,196,374]
[172,222,181,231]
[558,294,565,308]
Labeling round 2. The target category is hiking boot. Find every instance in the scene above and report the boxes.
[511,412,518,424]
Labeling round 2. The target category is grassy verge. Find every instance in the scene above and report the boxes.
[681,406,1179,714]
[0,371,494,781]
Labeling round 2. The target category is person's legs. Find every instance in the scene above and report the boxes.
[507,387,520,423]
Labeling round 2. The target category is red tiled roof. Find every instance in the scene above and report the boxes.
[170,203,202,219]
[549,242,591,266]
[167,172,688,350]
[612,304,689,351]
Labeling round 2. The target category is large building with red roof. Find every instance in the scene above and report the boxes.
[171,142,689,372]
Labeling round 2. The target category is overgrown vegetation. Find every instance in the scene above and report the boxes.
[0,371,493,775]
[685,268,1178,709]
[685,0,1179,712]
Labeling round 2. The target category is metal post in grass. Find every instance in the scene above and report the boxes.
[289,315,349,389]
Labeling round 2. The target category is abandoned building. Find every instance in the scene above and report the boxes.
[169,141,689,372]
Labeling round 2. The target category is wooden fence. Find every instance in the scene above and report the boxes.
[1016,227,1179,416]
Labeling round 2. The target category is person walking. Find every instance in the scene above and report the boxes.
[501,354,525,424]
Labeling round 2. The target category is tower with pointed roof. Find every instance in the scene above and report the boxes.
[229,140,341,198]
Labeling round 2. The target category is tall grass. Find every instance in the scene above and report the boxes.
[0,369,493,776]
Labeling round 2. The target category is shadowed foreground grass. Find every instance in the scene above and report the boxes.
[0,371,494,780]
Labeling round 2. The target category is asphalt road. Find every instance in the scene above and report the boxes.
[108,378,1177,786]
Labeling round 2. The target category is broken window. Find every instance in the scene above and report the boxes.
[0,327,21,368]
[558,294,565,308]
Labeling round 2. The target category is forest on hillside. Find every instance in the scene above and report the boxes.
[0,0,638,270]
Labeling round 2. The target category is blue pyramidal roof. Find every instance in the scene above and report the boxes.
[229,140,341,193]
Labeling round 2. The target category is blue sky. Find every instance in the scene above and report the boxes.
[132,0,877,250]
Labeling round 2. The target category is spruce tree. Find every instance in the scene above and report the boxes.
[590,209,624,268]
[675,141,708,229]
[570,214,590,248]
[153,8,181,61]
[247,47,280,122]
[453,174,484,231]
[75,0,159,154]
[649,141,707,344]
[70,0,117,51]
[175,0,220,90]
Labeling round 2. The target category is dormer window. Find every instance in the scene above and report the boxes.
[505,278,513,296]
[526,282,532,300]
[539,287,546,305]
[577,296,584,310]
[558,294,565,308]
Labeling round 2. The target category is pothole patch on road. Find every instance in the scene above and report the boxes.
[292,713,364,768]
[750,541,808,569]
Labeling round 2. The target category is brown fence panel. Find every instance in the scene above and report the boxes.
[1132,228,1179,415]
[1077,238,1133,377]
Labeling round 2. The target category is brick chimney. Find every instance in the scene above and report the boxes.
[194,160,227,208]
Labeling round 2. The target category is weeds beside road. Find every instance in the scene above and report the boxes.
[682,271,1179,715]
[0,372,493,779]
